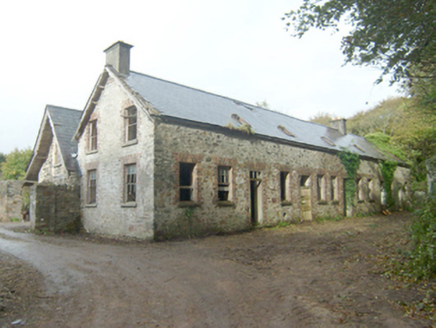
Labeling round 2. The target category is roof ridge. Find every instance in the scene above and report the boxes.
[46,104,82,113]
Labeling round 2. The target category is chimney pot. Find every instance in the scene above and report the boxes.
[104,41,133,75]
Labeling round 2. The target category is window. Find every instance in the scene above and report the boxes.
[87,170,97,204]
[368,179,375,201]
[280,172,291,202]
[331,176,339,201]
[317,175,326,201]
[88,120,97,151]
[356,178,365,201]
[300,175,310,187]
[124,164,136,202]
[180,163,196,201]
[125,106,137,142]
[218,166,231,201]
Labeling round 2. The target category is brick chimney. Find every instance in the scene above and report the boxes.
[104,41,133,75]
[330,118,347,135]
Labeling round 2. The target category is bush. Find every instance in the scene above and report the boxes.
[407,196,436,280]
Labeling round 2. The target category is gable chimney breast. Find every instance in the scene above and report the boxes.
[104,41,133,76]
[330,118,347,135]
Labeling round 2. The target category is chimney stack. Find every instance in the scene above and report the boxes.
[104,41,133,76]
[330,118,347,135]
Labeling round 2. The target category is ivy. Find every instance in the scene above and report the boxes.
[338,150,360,208]
[380,160,398,208]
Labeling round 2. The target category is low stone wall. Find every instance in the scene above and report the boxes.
[0,181,23,222]
[31,184,81,233]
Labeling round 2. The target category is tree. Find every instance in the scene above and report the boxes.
[309,112,334,126]
[0,148,32,180]
[283,0,436,85]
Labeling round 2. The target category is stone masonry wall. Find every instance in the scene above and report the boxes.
[153,121,386,240]
[39,141,79,186]
[32,184,81,232]
[78,77,155,239]
[0,180,23,222]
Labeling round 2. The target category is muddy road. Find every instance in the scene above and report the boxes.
[0,213,432,327]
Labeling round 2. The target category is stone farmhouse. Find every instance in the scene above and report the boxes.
[26,41,410,240]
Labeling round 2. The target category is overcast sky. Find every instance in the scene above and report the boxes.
[0,0,400,154]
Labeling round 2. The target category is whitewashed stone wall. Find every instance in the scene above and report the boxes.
[153,121,388,240]
[77,77,155,239]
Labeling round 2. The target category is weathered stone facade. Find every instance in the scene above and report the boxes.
[152,121,388,239]
[0,180,23,222]
[39,141,79,186]
[78,77,155,239]
[30,184,81,232]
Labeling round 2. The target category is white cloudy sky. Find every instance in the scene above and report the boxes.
[0,0,400,154]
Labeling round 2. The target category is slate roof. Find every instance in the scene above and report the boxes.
[25,105,82,182]
[123,71,390,161]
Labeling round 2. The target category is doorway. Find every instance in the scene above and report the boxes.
[300,175,312,221]
[250,171,262,225]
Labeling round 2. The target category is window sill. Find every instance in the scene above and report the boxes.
[369,200,375,203]
[281,201,293,207]
[85,203,97,208]
[122,139,138,147]
[86,150,98,155]
[318,200,328,205]
[121,202,137,208]
[178,201,201,208]
[331,201,340,205]
[357,200,365,204]
[53,163,62,168]
[217,201,235,207]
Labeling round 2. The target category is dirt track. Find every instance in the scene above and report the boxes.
[0,213,433,327]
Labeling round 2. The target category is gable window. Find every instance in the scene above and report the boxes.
[317,175,327,201]
[331,176,339,201]
[218,166,232,201]
[88,120,97,151]
[124,164,137,203]
[53,144,61,166]
[280,172,291,202]
[180,163,196,202]
[87,170,97,204]
[125,106,137,142]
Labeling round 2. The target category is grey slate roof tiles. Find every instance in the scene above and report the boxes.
[124,71,390,161]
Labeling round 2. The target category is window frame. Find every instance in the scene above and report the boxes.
[179,162,197,203]
[87,169,97,205]
[218,166,232,202]
[88,120,98,152]
[124,164,137,204]
[330,176,339,202]
[317,175,327,202]
[124,106,137,143]
[280,171,292,204]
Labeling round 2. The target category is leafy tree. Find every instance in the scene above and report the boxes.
[0,148,32,180]
[0,153,5,179]
[309,112,334,126]
[283,0,436,85]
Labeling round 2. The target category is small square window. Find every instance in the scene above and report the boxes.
[87,170,97,204]
[125,164,137,202]
[180,163,196,201]
[125,106,137,142]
